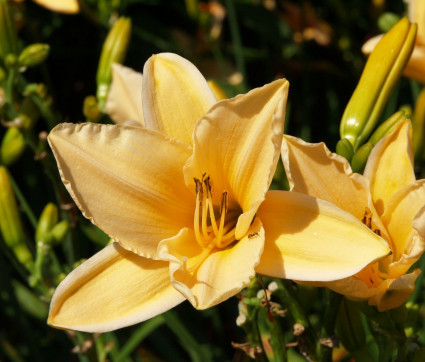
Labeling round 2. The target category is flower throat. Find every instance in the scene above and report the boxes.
[193,174,239,251]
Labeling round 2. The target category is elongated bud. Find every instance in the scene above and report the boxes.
[413,89,425,158]
[36,203,58,243]
[351,142,373,173]
[96,17,132,111]
[0,0,18,60]
[336,138,354,162]
[368,110,407,146]
[0,167,33,271]
[1,127,26,166]
[18,44,50,68]
[340,18,416,151]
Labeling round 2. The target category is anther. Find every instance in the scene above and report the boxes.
[221,191,228,215]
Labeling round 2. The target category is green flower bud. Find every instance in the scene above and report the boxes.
[0,0,18,60]
[368,110,407,146]
[19,97,40,130]
[5,53,18,68]
[340,18,416,151]
[378,12,400,32]
[35,203,58,243]
[96,17,131,111]
[1,127,26,166]
[83,95,101,122]
[351,142,373,174]
[0,166,33,271]
[336,138,354,162]
[413,89,425,159]
[18,43,50,68]
[50,220,69,245]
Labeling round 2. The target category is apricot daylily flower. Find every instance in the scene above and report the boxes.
[47,54,389,333]
[362,2,425,83]
[282,120,425,311]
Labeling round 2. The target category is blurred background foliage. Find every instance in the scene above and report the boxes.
[2,0,425,361]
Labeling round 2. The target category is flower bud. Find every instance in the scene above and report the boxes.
[0,166,33,271]
[50,220,69,245]
[351,142,373,174]
[413,89,425,158]
[18,44,50,68]
[340,18,416,151]
[1,127,26,166]
[19,97,41,130]
[368,110,407,146]
[336,138,354,162]
[35,203,58,243]
[83,95,101,122]
[96,17,132,111]
[0,0,18,60]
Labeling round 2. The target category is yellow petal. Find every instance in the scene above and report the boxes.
[142,53,216,145]
[105,64,144,126]
[319,268,421,311]
[159,219,264,309]
[372,269,421,311]
[33,0,79,13]
[403,45,425,84]
[256,191,390,281]
[48,123,194,258]
[381,180,425,264]
[48,242,185,332]
[364,120,415,216]
[184,79,289,239]
[282,135,370,221]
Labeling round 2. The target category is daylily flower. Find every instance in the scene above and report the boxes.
[47,53,389,332]
[282,120,425,311]
[362,1,425,83]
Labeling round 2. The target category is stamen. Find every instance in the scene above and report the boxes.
[201,182,209,239]
[362,207,372,229]
[183,242,216,273]
[204,176,219,236]
[216,191,228,247]
[193,178,206,248]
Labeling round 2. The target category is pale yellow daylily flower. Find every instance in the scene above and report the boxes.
[282,120,425,311]
[363,1,425,83]
[47,54,389,333]
[31,0,79,14]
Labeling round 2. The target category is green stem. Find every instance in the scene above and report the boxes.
[321,291,342,361]
[224,0,247,92]
[7,169,37,228]
[115,316,165,362]
[164,310,212,362]
[275,280,322,361]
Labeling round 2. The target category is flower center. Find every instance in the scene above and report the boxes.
[193,174,239,251]
[356,207,383,288]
